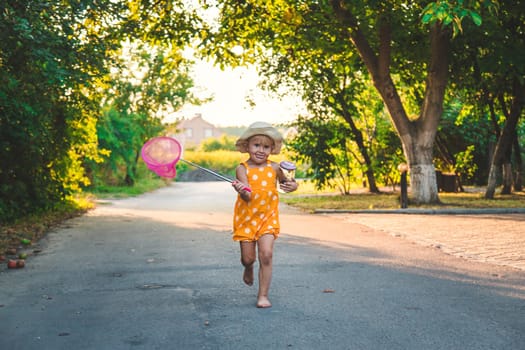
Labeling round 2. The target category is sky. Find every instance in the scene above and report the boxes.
[167,59,306,127]
[162,1,305,128]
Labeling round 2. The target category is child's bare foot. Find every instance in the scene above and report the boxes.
[243,265,254,286]
[256,296,272,308]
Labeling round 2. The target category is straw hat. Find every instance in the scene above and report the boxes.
[235,121,283,154]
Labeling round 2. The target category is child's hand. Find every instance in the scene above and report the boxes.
[279,179,298,193]
[232,180,251,194]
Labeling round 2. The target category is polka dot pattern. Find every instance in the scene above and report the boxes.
[233,160,280,242]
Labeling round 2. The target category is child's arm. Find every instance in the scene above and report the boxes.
[232,164,251,201]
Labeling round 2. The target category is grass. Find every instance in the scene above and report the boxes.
[88,177,169,199]
[280,180,525,212]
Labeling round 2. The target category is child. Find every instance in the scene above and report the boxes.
[231,121,298,308]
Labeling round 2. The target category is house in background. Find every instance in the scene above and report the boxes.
[173,113,224,148]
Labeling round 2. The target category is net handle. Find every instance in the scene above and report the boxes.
[179,158,251,192]
[179,159,234,183]
[141,136,250,192]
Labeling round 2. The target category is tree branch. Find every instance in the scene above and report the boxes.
[330,0,412,141]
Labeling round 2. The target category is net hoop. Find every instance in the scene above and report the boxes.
[141,136,182,178]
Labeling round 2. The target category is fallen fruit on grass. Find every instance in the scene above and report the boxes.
[7,260,18,269]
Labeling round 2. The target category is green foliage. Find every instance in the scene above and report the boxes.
[88,42,198,187]
[206,0,515,204]
[90,107,157,186]
[200,135,237,151]
[0,0,120,222]
[421,0,492,36]
[88,175,169,199]
[0,0,201,222]
[447,0,525,195]
[287,116,353,193]
[287,107,401,194]
[177,150,296,180]
[179,150,247,179]
[123,0,202,47]
[454,145,478,179]
[371,114,405,187]
[435,98,492,185]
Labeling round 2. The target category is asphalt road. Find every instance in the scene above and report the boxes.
[1,182,524,350]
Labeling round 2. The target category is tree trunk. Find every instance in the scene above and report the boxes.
[486,132,517,199]
[404,135,440,203]
[485,80,524,198]
[501,162,513,194]
[485,164,498,198]
[501,139,513,195]
[340,108,380,193]
[331,2,448,203]
[513,132,523,191]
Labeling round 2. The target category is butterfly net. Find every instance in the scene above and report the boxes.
[141,137,182,178]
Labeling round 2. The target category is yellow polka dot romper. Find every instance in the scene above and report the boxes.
[233,161,280,242]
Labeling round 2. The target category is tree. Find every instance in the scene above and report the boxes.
[0,0,123,221]
[0,0,202,221]
[288,103,400,194]
[203,0,495,203]
[288,115,355,194]
[448,0,525,197]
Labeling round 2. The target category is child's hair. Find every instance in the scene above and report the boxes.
[235,122,283,155]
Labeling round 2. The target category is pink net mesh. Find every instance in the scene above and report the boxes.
[141,137,182,178]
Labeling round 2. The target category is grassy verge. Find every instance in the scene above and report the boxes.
[0,177,169,260]
[0,199,92,260]
[280,180,525,212]
[88,178,169,199]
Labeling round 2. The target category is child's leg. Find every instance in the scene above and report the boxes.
[256,234,275,308]
[240,241,256,286]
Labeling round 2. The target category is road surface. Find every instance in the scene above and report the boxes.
[1,182,524,349]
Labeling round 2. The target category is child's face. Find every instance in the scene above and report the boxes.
[247,135,274,164]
